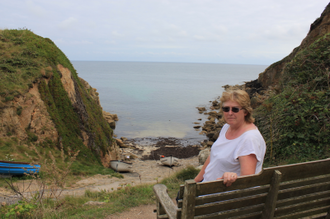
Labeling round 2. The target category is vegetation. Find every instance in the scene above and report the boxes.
[0,28,114,167]
[0,166,198,218]
[255,33,330,165]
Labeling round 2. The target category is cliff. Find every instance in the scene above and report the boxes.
[0,29,119,167]
[258,3,330,88]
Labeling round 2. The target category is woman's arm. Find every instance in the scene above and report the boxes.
[218,154,257,187]
[194,155,210,182]
[239,154,257,175]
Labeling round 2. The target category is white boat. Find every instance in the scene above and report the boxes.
[110,160,132,172]
[160,156,179,166]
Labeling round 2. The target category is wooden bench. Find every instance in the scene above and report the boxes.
[153,158,330,219]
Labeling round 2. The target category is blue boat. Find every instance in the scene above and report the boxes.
[0,160,40,176]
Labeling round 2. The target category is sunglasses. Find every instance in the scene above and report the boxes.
[222,106,243,113]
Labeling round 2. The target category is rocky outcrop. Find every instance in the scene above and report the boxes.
[0,82,58,143]
[103,111,118,129]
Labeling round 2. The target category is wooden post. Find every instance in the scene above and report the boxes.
[262,170,282,219]
[181,179,196,219]
[325,206,330,219]
[157,198,166,217]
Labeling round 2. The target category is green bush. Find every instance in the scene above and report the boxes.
[255,34,330,165]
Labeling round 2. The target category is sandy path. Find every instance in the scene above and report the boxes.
[67,156,199,196]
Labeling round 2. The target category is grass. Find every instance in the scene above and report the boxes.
[0,166,199,218]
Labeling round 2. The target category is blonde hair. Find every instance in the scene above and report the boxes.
[220,89,255,123]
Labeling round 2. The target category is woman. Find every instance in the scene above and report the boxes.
[194,89,266,187]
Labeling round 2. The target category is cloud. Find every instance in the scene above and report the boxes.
[26,0,47,17]
[1,0,329,64]
[111,31,125,37]
[58,17,78,30]
[56,38,93,45]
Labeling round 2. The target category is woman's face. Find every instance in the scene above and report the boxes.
[222,100,247,126]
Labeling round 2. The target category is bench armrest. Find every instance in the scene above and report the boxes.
[153,184,178,219]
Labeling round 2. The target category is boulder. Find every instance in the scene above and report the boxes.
[197,107,207,113]
[103,111,118,129]
[115,139,129,148]
[207,141,214,147]
[198,148,210,165]
[120,137,128,141]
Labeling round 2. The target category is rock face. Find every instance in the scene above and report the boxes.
[0,83,58,143]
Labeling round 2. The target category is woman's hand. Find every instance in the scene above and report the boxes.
[217,172,237,187]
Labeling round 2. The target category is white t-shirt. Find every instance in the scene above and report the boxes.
[203,123,266,182]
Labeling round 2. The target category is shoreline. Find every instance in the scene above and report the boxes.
[117,137,204,161]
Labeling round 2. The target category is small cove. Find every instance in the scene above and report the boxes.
[72,61,267,145]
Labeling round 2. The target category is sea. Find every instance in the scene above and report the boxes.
[72,61,268,145]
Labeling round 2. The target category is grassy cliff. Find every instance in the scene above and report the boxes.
[0,29,115,171]
[255,33,330,165]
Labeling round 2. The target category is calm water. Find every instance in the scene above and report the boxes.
[72,61,267,144]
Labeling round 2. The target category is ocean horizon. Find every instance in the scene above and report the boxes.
[72,61,268,145]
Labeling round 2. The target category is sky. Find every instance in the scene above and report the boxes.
[1,0,329,65]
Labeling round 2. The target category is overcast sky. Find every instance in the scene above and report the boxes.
[1,0,329,65]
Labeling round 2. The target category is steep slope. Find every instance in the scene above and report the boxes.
[0,29,118,166]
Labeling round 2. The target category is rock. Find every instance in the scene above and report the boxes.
[0,196,22,206]
[83,201,106,206]
[206,131,215,139]
[103,111,118,129]
[121,137,128,141]
[208,111,218,117]
[196,107,207,113]
[198,148,210,165]
[116,139,129,148]
[207,141,214,147]
[122,152,138,160]
[193,126,201,129]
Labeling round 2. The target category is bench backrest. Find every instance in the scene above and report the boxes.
[176,158,330,219]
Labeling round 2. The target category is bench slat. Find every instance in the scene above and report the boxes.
[277,181,330,202]
[194,193,266,216]
[279,174,330,190]
[275,205,330,219]
[277,190,330,208]
[190,204,263,219]
[195,185,269,206]
[274,197,330,217]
